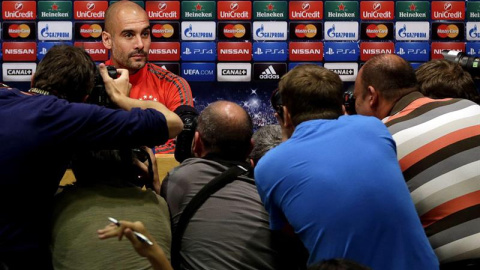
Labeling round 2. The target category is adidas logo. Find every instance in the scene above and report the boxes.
[260,65,279,79]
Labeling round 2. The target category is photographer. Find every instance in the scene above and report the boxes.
[0,45,182,270]
[354,54,480,268]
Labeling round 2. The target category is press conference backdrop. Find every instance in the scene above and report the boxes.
[1,0,479,128]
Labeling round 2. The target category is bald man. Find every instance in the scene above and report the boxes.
[354,54,480,268]
[102,1,194,153]
[161,101,291,270]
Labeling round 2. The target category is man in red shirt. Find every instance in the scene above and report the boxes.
[102,1,193,153]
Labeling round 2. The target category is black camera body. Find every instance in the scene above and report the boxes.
[343,85,356,115]
[270,88,284,119]
[174,105,199,163]
[442,50,480,78]
[87,65,118,108]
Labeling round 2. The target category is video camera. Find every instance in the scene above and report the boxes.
[442,50,480,78]
[86,65,118,108]
[174,105,199,163]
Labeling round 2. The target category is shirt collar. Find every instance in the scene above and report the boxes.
[388,91,425,116]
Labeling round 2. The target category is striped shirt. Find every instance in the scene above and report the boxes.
[106,60,194,154]
[383,91,480,264]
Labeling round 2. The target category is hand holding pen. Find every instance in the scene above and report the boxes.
[106,217,153,245]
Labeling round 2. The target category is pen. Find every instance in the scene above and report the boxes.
[108,217,153,246]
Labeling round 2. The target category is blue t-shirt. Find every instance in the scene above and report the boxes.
[0,88,168,254]
[255,115,438,270]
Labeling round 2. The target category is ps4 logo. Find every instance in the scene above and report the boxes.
[254,48,286,55]
[396,48,427,55]
[325,48,356,55]
[183,47,214,55]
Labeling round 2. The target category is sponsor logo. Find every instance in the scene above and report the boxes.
[360,22,393,40]
[289,62,322,70]
[217,1,251,20]
[324,22,359,40]
[395,22,429,41]
[324,1,359,20]
[431,1,464,20]
[253,63,287,80]
[431,42,464,59]
[3,42,36,61]
[395,1,428,20]
[395,42,429,61]
[289,22,322,40]
[2,62,36,82]
[467,22,480,41]
[432,22,465,40]
[289,42,323,61]
[146,1,180,20]
[181,63,215,81]
[151,22,179,40]
[3,22,36,40]
[74,1,107,20]
[2,1,36,20]
[324,42,359,61]
[181,42,216,61]
[74,22,103,40]
[289,1,323,20]
[360,1,394,20]
[324,62,358,82]
[38,1,72,20]
[148,42,180,61]
[38,42,71,60]
[74,41,108,61]
[217,22,251,40]
[252,42,287,61]
[150,62,180,75]
[466,42,480,57]
[181,1,215,20]
[467,2,480,21]
[253,21,287,40]
[360,41,394,61]
[253,1,287,20]
[38,21,72,40]
[181,22,216,40]
[217,42,252,61]
[217,62,251,82]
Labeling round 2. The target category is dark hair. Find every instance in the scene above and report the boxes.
[359,54,418,102]
[33,44,96,102]
[308,258,371,270]
[278,64,343,126]
[196,101,253,161]
[249,125,282,165]
[416,59,480,104]
[71,149,139,187]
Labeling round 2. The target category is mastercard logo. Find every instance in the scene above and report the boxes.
[152,24,174,38]
[294,24,317,38]
[223,24,246,38]
[437,24,459,38]
[79,24,102,38]
[366,24,389,38]
[8,24,31,38]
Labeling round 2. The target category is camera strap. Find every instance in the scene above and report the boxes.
[171,164,251,269]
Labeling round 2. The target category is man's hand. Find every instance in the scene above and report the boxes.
[99,63,132,103]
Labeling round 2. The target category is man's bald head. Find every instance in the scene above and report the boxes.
[104,1,147,34]
[197,101,253,161]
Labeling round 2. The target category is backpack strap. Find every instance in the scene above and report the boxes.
[171,164,250,269]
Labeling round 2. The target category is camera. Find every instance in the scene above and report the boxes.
[174,105,199,163]
[442,50,480,77]
[270,88,284,119]
[87,65,118,108]
[343,85,356,115]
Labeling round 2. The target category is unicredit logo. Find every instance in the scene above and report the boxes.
[86,2,95,10]
[302,2,310,10]
[444,2,452,11]
[230,2,239,11]
[15,2,23,10]
[159,2,167,10]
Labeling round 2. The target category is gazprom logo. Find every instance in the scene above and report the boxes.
[253,22,287,40]
[324,22,358,40]
[181,22,215,40]
[395,22,429,41]
[38,21,72,40]
[467,22,480,41]
[395,42,429,61]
